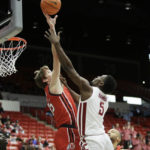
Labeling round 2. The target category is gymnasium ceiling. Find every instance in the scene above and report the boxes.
[20,0,150,86]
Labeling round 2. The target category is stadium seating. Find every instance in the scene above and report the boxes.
[2,111,55,150]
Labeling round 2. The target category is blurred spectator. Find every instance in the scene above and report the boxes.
[0,114,5,124]
[21,138,28,150]
[12,120,24,134]
[35,136,43,149]
[28,134,37,147]
[130,126,137,149]
[147,141,150,150]
[0,130,8,150]
[3,121,13,137]
[115,123,122,133]
[141,138,147,150]
[132,133,142,150]
[130,126,137,141]
[43,140,50,150]
[10,129,17,142]
[114,108,122,118]
[3,115,11,124]
[4,120,13,130]
[123,111,133,122]
[145,131,150,145]
[122,124,131,149]
[48,143,56,150]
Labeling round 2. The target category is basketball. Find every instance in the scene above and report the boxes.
[40,0,61,15]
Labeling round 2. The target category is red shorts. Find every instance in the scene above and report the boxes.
[54,127,81,150]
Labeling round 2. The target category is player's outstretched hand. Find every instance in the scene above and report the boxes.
[45,14,58,29]
[44,29,61,44]
[44,14,61,44]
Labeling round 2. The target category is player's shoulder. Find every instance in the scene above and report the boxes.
[93,87,106,98]
[93,86,103,93]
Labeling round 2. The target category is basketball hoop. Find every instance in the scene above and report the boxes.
[0,37,27,77]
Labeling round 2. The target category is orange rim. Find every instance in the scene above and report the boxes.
[0,37,27,51]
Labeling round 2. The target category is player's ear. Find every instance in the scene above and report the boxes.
[98,80,104,87]
[43,78,48,83]
[117,136,121,144]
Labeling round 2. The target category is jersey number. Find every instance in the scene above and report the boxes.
[99,102,104,116]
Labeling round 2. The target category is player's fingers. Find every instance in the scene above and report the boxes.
[45,31,50,37]
[55,15,58,20]
[58,31,62,37]
[45,30,49,35]
[44,13,48,18]
[44,34,49,39]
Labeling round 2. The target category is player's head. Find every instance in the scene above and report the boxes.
[91,75,117,94]
[107,129,121,146]
[34,65,52,89]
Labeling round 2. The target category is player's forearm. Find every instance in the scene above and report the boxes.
[54,42,74,72]
[66,86,80,104]
[51,44,60,71]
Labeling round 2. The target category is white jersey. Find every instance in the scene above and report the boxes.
[77,86,108,137]
[77,87,113,150]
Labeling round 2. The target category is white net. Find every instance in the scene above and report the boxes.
[0,37,27,77]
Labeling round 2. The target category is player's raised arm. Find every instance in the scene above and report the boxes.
[44,14,93,100]
[43,15,62,94]
[50,44,63,94]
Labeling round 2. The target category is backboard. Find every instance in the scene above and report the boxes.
[0,0,23,43]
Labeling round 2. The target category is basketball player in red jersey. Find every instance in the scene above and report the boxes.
[44,15,117,150]
[34,18,80,150]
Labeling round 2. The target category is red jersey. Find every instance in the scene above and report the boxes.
[45,85,77,128]
[116,145,123,150]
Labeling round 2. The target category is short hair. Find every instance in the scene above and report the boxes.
[101,75,117,94]
[34,65,49,89]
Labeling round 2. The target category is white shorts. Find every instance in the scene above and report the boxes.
[84,133,114,150]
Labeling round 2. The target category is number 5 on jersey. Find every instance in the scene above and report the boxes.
[99,101,104,116]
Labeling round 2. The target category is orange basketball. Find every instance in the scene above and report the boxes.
[40,0,61,15]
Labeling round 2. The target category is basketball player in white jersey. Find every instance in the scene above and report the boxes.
[44,14,117,150]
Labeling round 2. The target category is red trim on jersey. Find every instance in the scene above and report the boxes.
[82,103,87,136]
[67,128,75,143]
[62,93,76,126]
[61,94,76,127]
[78,102,87,136]
[59,96,72,125]
[78,103,82,136]
[116,145,122,150]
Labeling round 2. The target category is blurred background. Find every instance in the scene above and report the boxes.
[1,0,150,102]
[1,1,150,149]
